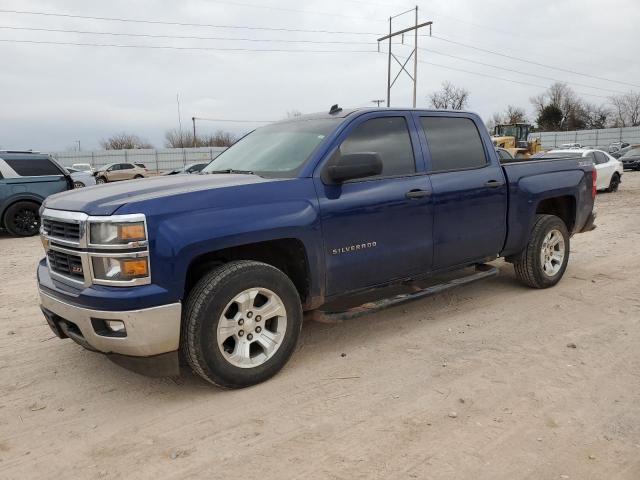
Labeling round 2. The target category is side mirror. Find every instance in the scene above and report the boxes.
[327,152,383,183]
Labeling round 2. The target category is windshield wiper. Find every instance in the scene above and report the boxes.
[205,168,255,175]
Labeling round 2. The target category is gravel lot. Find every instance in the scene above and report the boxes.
[1,173,639,480]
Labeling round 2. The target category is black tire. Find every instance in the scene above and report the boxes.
[182,260,303,388]
[96,176,107,184]
[3,201,41,237]
[513,214,570,289]
[606,173,620,193]
[73,181,85,189]
[134,174,143,179]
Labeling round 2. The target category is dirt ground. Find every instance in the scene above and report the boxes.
[1,174,639,480]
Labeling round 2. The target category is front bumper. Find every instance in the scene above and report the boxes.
[40,290,182,375]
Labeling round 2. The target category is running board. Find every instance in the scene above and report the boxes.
[322,264,499,321]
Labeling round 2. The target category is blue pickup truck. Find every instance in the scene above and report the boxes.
[37,108,596,388]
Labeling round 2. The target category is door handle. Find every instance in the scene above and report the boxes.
[485,180,504,188]
[405,189,431,199]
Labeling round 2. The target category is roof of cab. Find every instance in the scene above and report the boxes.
[276,107,479,124]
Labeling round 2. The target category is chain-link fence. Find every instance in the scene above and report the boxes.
[530,126,640,151]
[50,147,227,173]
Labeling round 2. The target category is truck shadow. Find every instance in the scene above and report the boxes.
[60,262,524,396]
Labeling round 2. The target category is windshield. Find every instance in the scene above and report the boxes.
[202,118,340,177]
[494,124,528,141]
[621,148,640,158]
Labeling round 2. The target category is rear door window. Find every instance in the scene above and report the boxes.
[593,151,609,164]
[339,116,416,177]
[5,157,63,176]
[420,117,488,172]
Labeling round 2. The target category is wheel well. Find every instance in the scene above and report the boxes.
[184,238,311,305]
[1,198,41,227]
[536,196,576,231]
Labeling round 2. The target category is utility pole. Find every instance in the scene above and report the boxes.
[192,117,197,147]
[76,140,81,152]
[377,7,432,108]
[372,99,385,107]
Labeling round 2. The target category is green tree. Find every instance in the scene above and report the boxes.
[536,105,563,131]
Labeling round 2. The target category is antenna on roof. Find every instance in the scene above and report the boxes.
[329,104,342,115]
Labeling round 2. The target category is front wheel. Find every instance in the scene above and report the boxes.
[3,201,41,237]
[96,177,107,184]
[513,214,570,289]
[73,181,85,189]
[182,260,303,388]
[134,174,144,179]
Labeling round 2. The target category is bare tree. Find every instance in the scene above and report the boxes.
[100,133,153,150]
[531,83,593,131]
[428,82,469,110]
[486,112,504,132]
[164,129,194,148]
[199,130,236,147]
[285,109,303,118]
[164,128,235,148]
[610,92,640,127]
[504,105,528,124]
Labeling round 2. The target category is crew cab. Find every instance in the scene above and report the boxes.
[1,151,73,236]
[37,108,597,388]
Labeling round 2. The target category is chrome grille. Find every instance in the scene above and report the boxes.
[47,250,84,280]
[42,218,81,242]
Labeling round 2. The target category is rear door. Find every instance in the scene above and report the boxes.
[120,163,136,180]
[592,151,613,190]
[416,114,507,270]
[314,112,433,296]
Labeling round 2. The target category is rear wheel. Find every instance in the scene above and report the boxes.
[513,214,570,289]
[607,173,620,192]
[182,260,303,388]
[3,201,41,237]
[134,174,143,179]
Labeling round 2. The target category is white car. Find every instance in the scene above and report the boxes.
[71,163,93,173]
[546,149,623,192]
[66,167,97,188]
[560,143,583,149]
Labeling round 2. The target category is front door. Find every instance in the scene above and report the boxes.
[416,114,507,269]
[315,113,433,296]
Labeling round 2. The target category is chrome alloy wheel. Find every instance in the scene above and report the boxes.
[216,287,287,368]
[540,229,565,277]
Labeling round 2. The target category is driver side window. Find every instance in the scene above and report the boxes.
[339,117,416,178]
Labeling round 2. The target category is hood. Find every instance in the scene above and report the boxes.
[43,173,275,215]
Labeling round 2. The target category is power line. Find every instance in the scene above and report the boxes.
[3,24,626,96]
[411,45,627,95]
[379,50,610,100]
[0,9,380,35]
[427,35,640,89]
[194,0,382,22]
[0,38,377,53]
[0,25,374,45]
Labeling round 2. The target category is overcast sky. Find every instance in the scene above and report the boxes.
[0,0,636,151]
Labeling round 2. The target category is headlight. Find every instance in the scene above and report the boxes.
[91,256,149,281]
[89,221,146,245]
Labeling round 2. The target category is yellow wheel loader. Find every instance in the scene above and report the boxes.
[491,123,542,160]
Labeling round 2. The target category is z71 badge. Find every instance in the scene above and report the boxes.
[331,241,377,255]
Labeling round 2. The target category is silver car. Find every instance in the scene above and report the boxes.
[66,167,97,188]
